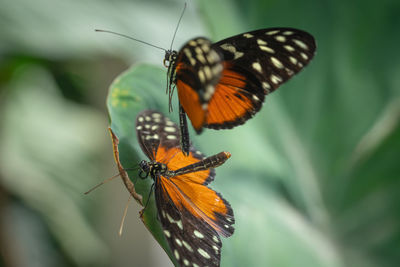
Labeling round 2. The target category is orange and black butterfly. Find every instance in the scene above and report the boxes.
[135,110,234,267]
[163,27,316,154]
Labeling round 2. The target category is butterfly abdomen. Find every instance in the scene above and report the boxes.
[169,152,231,177]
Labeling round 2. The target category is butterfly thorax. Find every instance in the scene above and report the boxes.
[139,160,168,179]
[164,50,178,111]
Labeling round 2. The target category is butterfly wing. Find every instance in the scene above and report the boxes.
[174,28,316,132]
[174,37,224,132]
[136,110,234,266]
[154,147,234,267]
[205,27,316,129]
[135,110,181,159]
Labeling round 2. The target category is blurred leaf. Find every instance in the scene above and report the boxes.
[0,64,110,267]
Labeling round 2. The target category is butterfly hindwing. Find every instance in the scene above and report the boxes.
[155,176,222,267]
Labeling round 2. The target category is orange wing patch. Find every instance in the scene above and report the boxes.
[159,174,232,237]
[206,66,257,128]
[155,146,211,185]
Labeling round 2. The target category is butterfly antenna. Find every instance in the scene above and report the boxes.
[84,173,120,194]
[119,195,132,236]
[84,166,140,195]
[169,2,187,50]
[95,29,167,52]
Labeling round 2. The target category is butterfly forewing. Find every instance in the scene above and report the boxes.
[174,37,224,132]
[213,27,316,94]
[135,110,181,159]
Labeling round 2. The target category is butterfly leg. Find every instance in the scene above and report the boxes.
[179,103,190,156]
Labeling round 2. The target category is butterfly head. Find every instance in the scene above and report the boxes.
[138,160,168,179]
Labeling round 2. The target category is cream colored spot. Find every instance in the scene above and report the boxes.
[145,116,151,121]
[275,35,286,42]
[243,33,254,38]
[252,62,263,73]
[174,249,180,260]
[175,238,182,247]
[164,126,176,132]
[234,51,244,59]
[271,56,284,69]
[283,31,294,35]
[136,126,143,130]
[182,241,193,252]
[262,82,271,90]
[194,230,204,238]
[300,52,309,60]
[266,30,280,35]
[198,70,205,83]
[260,45,275,53]
[183,259,190,266]
[151,125,158,130]
[284,45,295,52]
[202,44,210,52]
[270,74,282,84]
[289,56,298,65]
[184,48,196,66]
[189,40,196,46]
[163,230,171,238]
[138,117,144,122]
[252,95,260,101]
[213,245,219,251]
[166,135,177,140]
[293,39,309,50]
[197,248,211,259]
[197,53,206,64]
[213,235,219,243]
[203,66,212,80]
[165,120,174,126]
[257,39,267,45]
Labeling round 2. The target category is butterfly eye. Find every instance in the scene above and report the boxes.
[163,58,169,68]
[139,160,150,178]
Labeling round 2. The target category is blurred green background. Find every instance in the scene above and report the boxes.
[1,0,400,267]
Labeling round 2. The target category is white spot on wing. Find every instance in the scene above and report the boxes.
[266,30,280,35]
[300,52,309,60]
[257,39,267,45]
[275,35,286,42]
[270,74,282,84]
[163,230,171,238]
[138,116,144,122]
[182,241,193,252]
[198,70,205,83]
[293,39,309,50]
[283,31,294,35]
[164,126,176,132]
[174,249,180,260]
[284,45,295,52]
[197,248,211,259]
[175,238,182,247]
[289,56,298,65]
[243,33,254,38]
[260,45,275,53]
[213,235,219,243]
[252,62,263,73]
[194,230,204,238]
[270,56,284,69]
